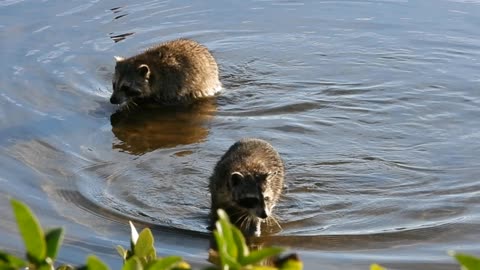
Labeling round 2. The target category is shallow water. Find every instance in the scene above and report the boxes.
[1,0,480,269]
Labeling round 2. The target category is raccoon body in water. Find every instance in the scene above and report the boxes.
[209,138,284,237]
[110,39,221,107]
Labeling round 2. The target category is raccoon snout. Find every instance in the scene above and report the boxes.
[110,97,117,104]
[110,95,121,104]
[110,94,127,105]
[257,208,268,219]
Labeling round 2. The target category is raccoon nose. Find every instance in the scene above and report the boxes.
[258,209,268,219]
[110,95,119,104]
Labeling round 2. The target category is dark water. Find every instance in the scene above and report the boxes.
[1,0,480,269]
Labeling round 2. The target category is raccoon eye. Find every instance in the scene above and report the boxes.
[112,82,116,90]
[264,196,271,202]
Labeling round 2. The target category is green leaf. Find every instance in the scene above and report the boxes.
[275,254,303,270]
[216,210,237,259]
[213,231,227,267]
[451,252,480,270]
[135,228,156,260]
[240,247,284,266]
[10,199,46,262]
[117,245,135,262]
[147,256,182,270]
[123,256,143,270]
[220,253,241,269]
[0,251,27,268]
[172,261,191,270]
[86,255,110,270]
[117,245,128,260]
[278,261,302,270]
[370,264,386,270]
[38,264,52,270]
[231,226,249,261]
[251,267,277,270]
[213,230,241,269]
[45,228,64,260]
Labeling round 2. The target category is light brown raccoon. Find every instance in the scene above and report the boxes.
[209,138,285,237]
[110,39,221,106]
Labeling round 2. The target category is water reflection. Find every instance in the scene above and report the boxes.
[110,99,217,155]
[2,0,480,268]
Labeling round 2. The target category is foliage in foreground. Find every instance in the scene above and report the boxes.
[0,199,479,270]
[0,199,301,270]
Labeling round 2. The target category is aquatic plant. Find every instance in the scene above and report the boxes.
[0,199,302,270]
[1,199,479,270]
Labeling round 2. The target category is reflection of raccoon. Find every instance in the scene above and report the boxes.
[110,39,221,106]
[209,138,284,237]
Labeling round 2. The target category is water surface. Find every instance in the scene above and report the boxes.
[1,0,480,269]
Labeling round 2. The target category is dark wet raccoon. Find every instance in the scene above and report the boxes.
[209,138,284,237]
[110,39,221,107]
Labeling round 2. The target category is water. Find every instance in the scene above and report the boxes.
[1,0,480,269]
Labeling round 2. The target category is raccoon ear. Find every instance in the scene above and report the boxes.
[114,56,125,62]
[137,64,150,79]
[230,172,244,187]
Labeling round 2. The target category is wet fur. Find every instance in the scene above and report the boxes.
[111,39,221,106]
[209,138,284,237]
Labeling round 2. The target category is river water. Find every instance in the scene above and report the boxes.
[1,1,479,269]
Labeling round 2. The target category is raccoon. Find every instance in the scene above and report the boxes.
[110,39,221,107]
[209,138,285,237]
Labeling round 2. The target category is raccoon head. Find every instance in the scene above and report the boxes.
[229,171,276,219]
[110,56,152,105]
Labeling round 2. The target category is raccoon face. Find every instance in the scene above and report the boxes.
[110,56,151,105]
[229,171,275,219]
